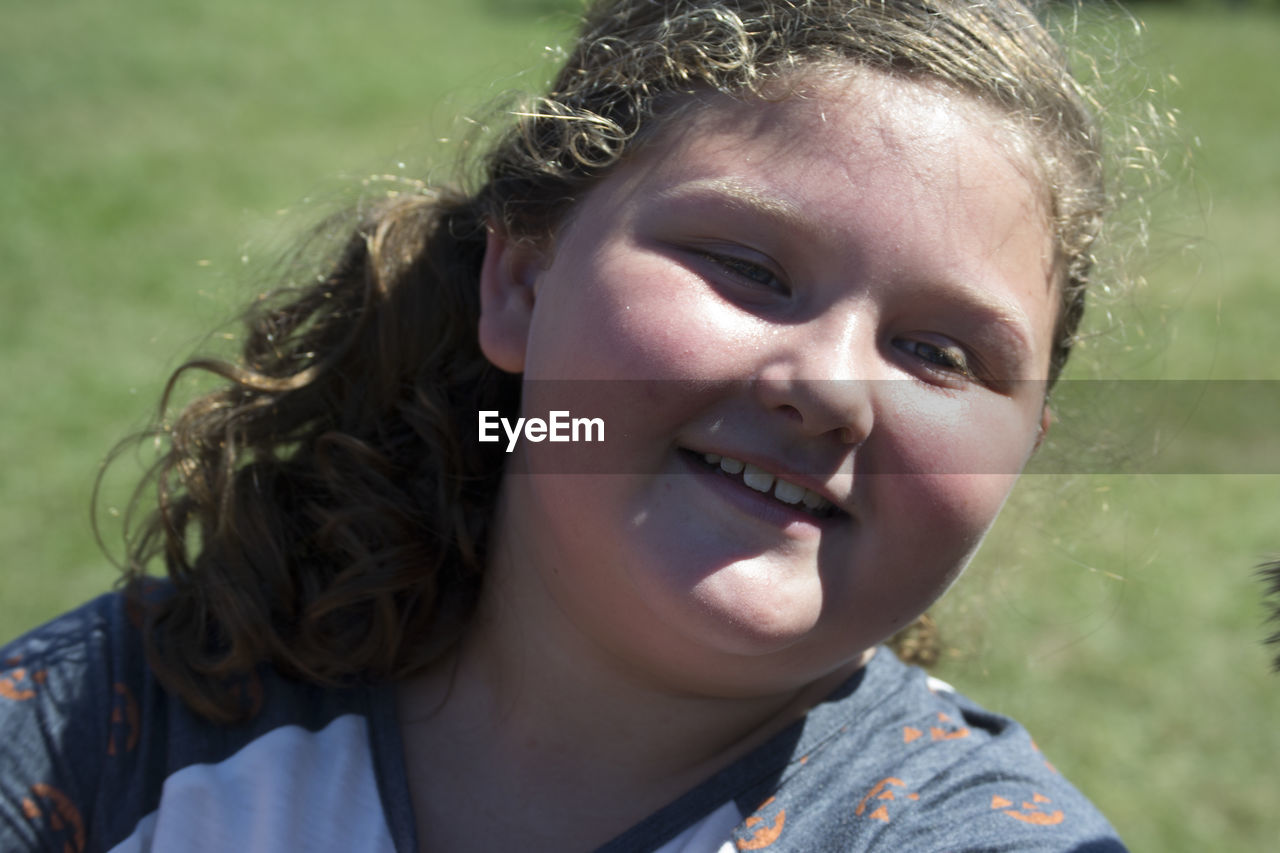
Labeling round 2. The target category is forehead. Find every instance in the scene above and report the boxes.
[635,74,1046,264]
[636,71,1046,222]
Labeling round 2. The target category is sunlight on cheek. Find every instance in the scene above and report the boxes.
[917,473,1021,552]
[900,394,1040,477]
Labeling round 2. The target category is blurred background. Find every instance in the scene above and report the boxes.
[2,1,1277,848]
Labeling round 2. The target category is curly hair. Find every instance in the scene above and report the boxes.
[113,0,1107,722]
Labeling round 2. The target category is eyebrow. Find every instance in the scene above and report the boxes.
[652,177,818,234]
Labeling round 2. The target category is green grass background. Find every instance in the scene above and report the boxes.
[2,1,1276,849]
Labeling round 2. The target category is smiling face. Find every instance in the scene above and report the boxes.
[477,72,1056,698]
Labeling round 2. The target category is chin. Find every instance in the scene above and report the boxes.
[677,563,828,657]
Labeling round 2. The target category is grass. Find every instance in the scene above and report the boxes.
[0,0,579,632]
[1,2,1276,850]
[930,7,1280,850]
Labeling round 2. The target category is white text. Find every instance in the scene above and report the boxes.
[478,410,605,452]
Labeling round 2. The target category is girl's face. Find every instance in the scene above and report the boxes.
[479,73,1056,697]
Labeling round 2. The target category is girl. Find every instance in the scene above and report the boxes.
[1,0,1125,850]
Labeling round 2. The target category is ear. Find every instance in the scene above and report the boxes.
[1033,404,1052,453]
[477,224,545,373]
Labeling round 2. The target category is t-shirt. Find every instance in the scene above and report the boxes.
[1,593,1126,852]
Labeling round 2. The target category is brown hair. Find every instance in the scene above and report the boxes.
[113,0,1106,722]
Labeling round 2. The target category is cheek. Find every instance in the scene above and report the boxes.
[527,244,751,382]
[896,473,1018,550]
[845,471,1014,637]
[864,392,1040,587]
[592,288,729,382]
[881,388,1041,477]
[884,439,1022,542]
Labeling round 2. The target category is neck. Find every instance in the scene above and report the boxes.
[396,551,857,853]
[400,577,847,770]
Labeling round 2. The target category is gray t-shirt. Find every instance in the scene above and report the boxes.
[1,593,1126,851]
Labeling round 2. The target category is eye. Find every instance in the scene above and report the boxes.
[698,250,789,295]
[896,337,974,379]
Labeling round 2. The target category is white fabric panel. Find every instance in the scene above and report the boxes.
[650,799,742,853]
[926,675,957,694]
[108,715,394,853]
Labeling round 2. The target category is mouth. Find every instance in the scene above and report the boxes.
[683,449,842,519]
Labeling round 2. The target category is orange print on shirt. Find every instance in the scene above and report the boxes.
[903,712,969,745]
[855,778,920,823]
[1029,738,1058,774]
[737,796,786,850]
[991,792,1065,826]
[108,682,140,756]
[21,783,86,853]
[0,663,48,702]
[930,712,971,741]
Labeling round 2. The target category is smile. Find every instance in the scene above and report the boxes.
[696,452,838,518]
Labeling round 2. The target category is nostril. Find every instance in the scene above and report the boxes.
[777,404,803,421]
[836,425,865,446]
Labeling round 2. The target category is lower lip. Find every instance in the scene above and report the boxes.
[677,450,836,539]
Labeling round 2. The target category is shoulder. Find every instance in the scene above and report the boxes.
[1,592,149,762]
[0,591,409,853]
[0,592,147,851]
[729,650,1127,852]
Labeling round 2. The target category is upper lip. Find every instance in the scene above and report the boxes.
[683,444,854,517]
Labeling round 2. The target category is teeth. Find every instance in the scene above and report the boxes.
[742,464,775,493]
[773,479,805,505]
[702,452,835,515]
[718,456,744,475]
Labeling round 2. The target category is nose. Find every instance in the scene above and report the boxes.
[752,319,876,446]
